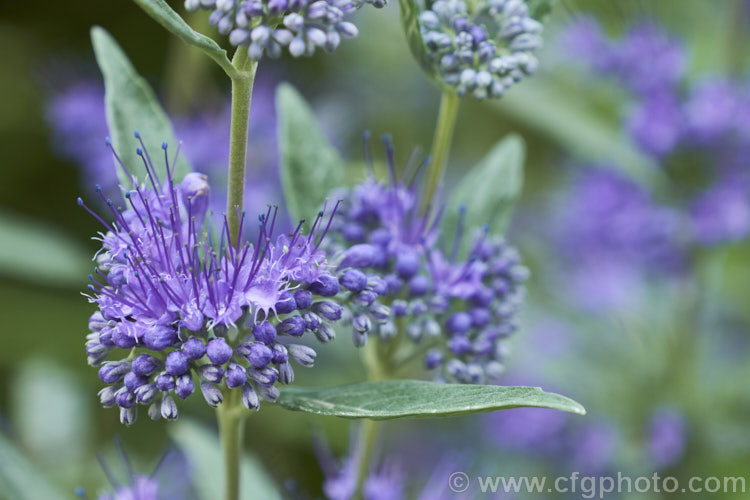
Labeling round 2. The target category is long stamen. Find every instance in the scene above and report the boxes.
[314,200,342,251]
[136,147,160,195]
[135,131,162,188]
[106,137,136,188]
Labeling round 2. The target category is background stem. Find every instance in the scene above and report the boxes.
[422,90,460,211]
[226,46,258,242]
[354,418,380,499]
[354,341,388,498]
[217,389,245,500]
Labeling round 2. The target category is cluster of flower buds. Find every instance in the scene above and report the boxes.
[417,0,543,99]
[185,0,385,60]
[324,133,528,383]
[422,233,528,383]
[81,135,346,425]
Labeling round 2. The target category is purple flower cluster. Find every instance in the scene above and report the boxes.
[95,476,158,500]
[548,167,684,311]
[417,0,543,99]
[185,0,385,61]
[325,134,527,383]
[560,18,685,97]
[559,17,750,246]
[81,136,344,425]
[314,432,466,500]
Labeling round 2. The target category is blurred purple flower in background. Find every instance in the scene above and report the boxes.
[557,16,750,250]
[47,82,118,192]
[315,431,473,500]
[690,175,750,245]
[625,91,684,158]
[46,78,284,236]
[648,407,687,469]
[96,475,158,500]
[560,17,686,96]
[684,79,741,144]
[485,406,569,454]
[569,421,619,475]
[547,167,684,311]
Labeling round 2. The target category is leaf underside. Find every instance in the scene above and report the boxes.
[276,380,586,419]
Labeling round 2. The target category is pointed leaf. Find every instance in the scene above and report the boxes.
[0,209,89,287]
[276,380,585,419]
[277,83,345,223]
[492,80,668,192]
[91,26,191,187]
[444,134,525,241]
[169,419,282,500]
[132,0,236,77]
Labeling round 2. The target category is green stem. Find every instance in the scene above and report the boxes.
[354,419,380,498]
[422,90,460,211]
[227,46,259,242]
[216,46,257,500]
[354,341,390,498]
[217,389,245,500]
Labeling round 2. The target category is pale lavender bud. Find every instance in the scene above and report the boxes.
[274,29,294,46]
[230,29,252,46]
[148,402,161,421]
[198,364,224,383]
[98,386,118,407]
[120,407,137,426]
[135,384,158,404]
[279,362,295,384]
[314,322,336,343]
[248,366,278,386]
[200,381,223,407]
[284,13,305,31]
[289,36,306,57]
[288,344,316,366]
[161,395,178,421]
[242,383,260,410]
[256,384,280,402]
[337,21,358,38]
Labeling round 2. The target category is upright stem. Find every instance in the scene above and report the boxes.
[217,46,257,500]
[227,46,259,242]
[354,342,387,498]
[422,90,460,211]
[355,419,380,498]
[217,390,245,500]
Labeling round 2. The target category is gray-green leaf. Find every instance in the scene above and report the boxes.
[91,26,191,187]
[277,83,345,224]
[0,209,89,287]
[492,80,667,192]
[132,0,237,77]
[444,134,524,241]
[276,380,585,419]
[169,420,282,500]
[0,432,69,500]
